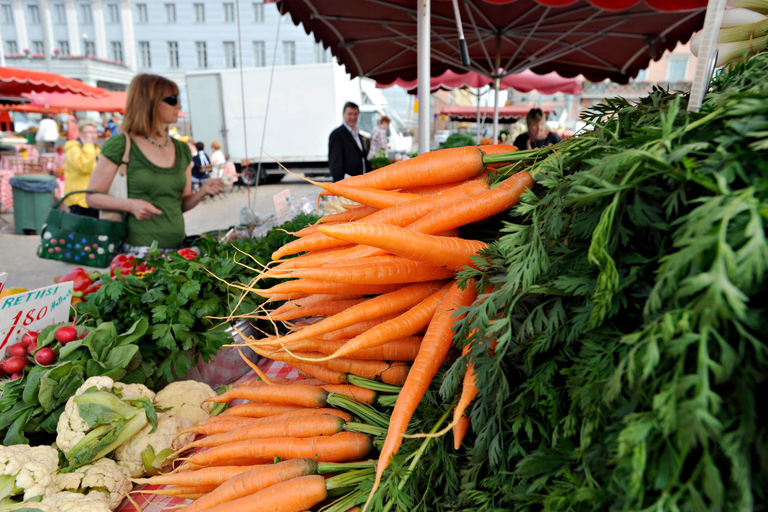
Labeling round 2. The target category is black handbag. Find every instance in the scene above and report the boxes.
[37,190,126,268]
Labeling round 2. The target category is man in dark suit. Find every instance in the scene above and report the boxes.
[328,101,372,182]
[191,141,211,190]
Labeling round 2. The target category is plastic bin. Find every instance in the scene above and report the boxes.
[9,174,57,234]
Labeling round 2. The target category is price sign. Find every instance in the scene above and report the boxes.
[0,273,7,296]
[273,188,292,224]
[0,281,74,357]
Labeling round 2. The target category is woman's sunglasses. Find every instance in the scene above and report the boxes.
[162,95,179,106]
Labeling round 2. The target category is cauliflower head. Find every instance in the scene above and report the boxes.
[0,444,60,500]
[153,381,216,425]
[114,413,194,477]
[42,491,111,512]
[55,458,131,510]
[113,382,155,402]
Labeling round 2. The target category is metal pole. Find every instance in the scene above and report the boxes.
[417,0,430,154]
[492,34,501,143]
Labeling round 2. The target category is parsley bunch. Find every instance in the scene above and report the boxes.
[76,213,319,388]
[382,57,768,511]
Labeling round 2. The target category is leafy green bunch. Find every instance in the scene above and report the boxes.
[76,213,319,388]
[389,56,768,511]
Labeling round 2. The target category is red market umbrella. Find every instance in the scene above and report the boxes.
[0,67,106,97]
[52,91,127,114]
[0,103,69,115]
[440,104,553,122]
[378,69,583,95]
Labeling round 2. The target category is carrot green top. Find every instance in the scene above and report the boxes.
[101,134,192,248]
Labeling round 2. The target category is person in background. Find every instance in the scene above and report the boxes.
[512,108,562,150]
[106,114,121,137]
[328,101,371,182]
[85,74,224,256]
[63,120,100,218]
[209,140,226,179]
[367,115,390,160]
[66,114,80,141]
[35,114,59,152]
[191,141,211,190]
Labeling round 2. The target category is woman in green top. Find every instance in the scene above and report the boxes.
[86,74,224,254]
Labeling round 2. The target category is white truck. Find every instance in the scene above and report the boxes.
[185,63,412,184]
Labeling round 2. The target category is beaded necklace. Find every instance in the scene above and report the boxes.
[146,133,169,149]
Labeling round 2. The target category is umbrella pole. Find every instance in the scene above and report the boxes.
[417,0,431,154]
[492,35,501,143]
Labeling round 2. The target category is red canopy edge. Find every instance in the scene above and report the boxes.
[378,69,583,95]
[0,67,106,97]
[439,105,554,122]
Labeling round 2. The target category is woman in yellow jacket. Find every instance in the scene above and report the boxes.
[63,120,100,218]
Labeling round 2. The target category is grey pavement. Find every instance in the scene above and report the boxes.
[0,177,321,290]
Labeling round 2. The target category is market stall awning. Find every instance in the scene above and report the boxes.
[276,0,706,84]
[378,69,583,95]
[52,91,127,113]
[0,103,69,114]
[0,67,106,97]
[440,105,553,122]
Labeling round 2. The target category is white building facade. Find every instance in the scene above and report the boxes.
[0,0,331,110]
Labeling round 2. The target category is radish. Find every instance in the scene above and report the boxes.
[3,356,28,374]
[9,373,22,381]
[7,344,27,357]
[28,342,38,353]
[34,348,56,366]
[21,331,38,347]
[54,325,78,344]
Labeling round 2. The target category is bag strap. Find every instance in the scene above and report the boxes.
[51,189,113,210]
[116,134,132,177]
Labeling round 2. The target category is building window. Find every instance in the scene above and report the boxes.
[223,3,235,22]
[253,2,263,22]
[283,41,295,66]
[53,3,66,24]
[634,69,647,82]
[32,41,44,54]
[165,4,176,23]
[107,4,120,24]
[139,41,151,67]
[58,41,69,55]
[194,41,207,68]
[314,42,330,63]
[27,5,40,24]
[84,41,95,56]
[111,41,122,62]
[667,55,688,82]
[136,4,148,24]
[223,41,236,68]
[1,5,12,24]
[6,40,17,54]
[253,41,265,67]
[80,4,92,24]
[194,3,204,22]
[167,41,179,68]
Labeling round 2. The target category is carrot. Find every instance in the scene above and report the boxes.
[133,485,219,497]
[269,258,456,284]
[272,177,488,260]
[184,432,372,467]
[365,280,477,509]
[219,403,304,418]
[205,385,329,407]
[253,281,445,347]
[183,459,320,512]
[479,143,518,169]
[266,298,368,321]
[178,410,341,439]
[204,474,328,512]
[338,146,485,190]
[317,205,379,224]
[453,415,471,450]
[269,294,364,318]
[179,414,346,452]
[406,171,533,234]
[290,361,348,384]
[294,222,343,237]
[301,176,423,208]
[132,465,263,486]
[318,223,488,271]
[259,336,422,361]
[176,417,254,436]
[257,280,405,300]
[251,347,411,387]
[319,313,401,340]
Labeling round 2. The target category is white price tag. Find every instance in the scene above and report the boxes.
[0,281,74,357]
[0,273,7,296]
[273,188,292,224]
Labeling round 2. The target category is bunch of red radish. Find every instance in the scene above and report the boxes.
[1,323,79,379]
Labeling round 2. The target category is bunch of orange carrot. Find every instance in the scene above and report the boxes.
[226,145,533,510]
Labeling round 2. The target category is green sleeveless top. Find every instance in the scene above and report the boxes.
[101,134,192,248]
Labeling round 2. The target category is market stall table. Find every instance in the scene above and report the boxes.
[115,358,301,512]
